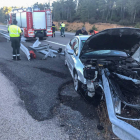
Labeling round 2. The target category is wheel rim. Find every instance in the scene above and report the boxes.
[74,73,78,91]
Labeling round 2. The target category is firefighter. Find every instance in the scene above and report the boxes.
[52,22,56,37]
[61,22,65,37]
[75,27,88,36]
[8,20,22,60]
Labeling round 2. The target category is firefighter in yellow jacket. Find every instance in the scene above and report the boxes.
[61,22,65,37]
[8,20,22,60]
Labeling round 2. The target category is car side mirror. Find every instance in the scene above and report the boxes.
[68,49,74,55]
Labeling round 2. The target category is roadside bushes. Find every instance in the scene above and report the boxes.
[135,23,140,28]
[92,25,98,31]
[119,19,130,26]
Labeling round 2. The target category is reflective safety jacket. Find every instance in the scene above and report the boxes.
[61,23,65,28]
[8,25,22,37]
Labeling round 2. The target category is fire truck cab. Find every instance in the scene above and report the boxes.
[8,7,52,39]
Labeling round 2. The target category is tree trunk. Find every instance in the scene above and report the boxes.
[133,9,136,23]
[106,10,110,22]
[102,10,104,22]
[110,10,113,20]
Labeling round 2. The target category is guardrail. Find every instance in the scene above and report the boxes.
[102,69,140,140]
[0,29,30,60]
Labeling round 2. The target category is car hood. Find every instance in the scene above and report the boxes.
[80,28,140,58]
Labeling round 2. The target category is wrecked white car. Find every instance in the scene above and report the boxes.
[65,28,140,140]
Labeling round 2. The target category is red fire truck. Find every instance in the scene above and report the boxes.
[8,7,52,39]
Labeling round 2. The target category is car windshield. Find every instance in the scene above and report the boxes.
[82,50,128,57]
[81,40,86,51]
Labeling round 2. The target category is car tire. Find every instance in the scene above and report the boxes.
[73,72,80,91]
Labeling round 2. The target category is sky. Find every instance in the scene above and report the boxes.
[0,0,57,8]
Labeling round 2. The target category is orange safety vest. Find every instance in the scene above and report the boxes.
[94,30,99,34]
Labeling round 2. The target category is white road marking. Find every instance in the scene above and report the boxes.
[0,29,7,32]
[55,31,75,35]
[44,40,66,47]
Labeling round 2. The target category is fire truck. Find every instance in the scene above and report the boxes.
[8,7,52,39]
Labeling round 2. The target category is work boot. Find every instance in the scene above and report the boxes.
[17,56,21,60]
[12,56,16,60]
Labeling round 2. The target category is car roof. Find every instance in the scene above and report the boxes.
[76,35,91,40]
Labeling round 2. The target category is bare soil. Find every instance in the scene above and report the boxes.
[54,21,132,33]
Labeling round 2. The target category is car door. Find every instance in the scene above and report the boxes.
[68,38,79,75]
[65,38,75,72]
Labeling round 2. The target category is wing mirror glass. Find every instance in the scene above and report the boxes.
[68,49,74,55]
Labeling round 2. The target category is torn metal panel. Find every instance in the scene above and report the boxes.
[113,72,140,84]
[30,39,65,59]
[29,39,56,59]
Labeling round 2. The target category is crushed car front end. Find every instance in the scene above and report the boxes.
[79,28,140,140]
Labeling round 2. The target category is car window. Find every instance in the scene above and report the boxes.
[73,38,79,56]
[81,40,86,51]
[69,38,76,49]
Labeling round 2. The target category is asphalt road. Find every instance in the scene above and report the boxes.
[0,25,106,140]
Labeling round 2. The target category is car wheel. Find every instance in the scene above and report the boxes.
[73,72,80,91]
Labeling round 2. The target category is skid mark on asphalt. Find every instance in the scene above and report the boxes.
[38,67,68,79]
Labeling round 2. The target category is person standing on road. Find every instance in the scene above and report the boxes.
[52,22,56,37]
[75,27,88,36]
[61,22,65,37]
[8,20,22,60]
